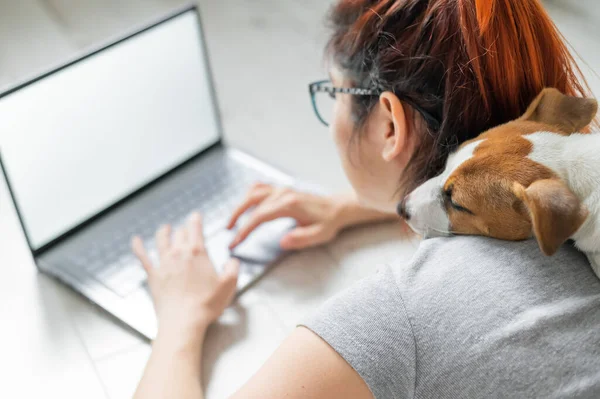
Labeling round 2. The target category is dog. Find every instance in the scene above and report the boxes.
[400,88,600,276]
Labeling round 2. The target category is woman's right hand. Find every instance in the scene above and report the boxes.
[227,183,349,250]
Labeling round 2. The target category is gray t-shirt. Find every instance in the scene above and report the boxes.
[303,236,600,399]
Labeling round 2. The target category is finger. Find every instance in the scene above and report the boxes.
[155,225,171,255]
[173,226,188,246]
[218,258,240,305]
[227,187,271,229]
[187,212,204,249]
[229,205,292,249]
[280,225,327,250]
[131,236,154,274]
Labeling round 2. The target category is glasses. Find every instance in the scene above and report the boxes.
[309,80,379,127]
[308,79,440,130]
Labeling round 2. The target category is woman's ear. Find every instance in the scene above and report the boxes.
[378,92,409,162]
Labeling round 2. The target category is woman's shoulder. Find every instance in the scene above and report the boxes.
[393,236,600,323]
[304,236,600,398]
[392,236,600,398]
[396,236,596,294]
[302,265,417,399]
[408,235,589,270]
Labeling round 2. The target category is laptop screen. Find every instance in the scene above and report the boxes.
[0,8,220,251]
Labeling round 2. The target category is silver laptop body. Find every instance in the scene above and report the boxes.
[0,5,298,339]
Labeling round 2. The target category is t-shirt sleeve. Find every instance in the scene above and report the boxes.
[300,265,416,399]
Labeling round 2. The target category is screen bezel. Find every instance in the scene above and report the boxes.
[0,4,224,257]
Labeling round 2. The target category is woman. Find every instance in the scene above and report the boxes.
[133,1,600,398]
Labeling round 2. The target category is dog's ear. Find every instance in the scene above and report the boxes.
[512,179,588,256]
[519,87,598,133]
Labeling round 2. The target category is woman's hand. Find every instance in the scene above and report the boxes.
[228,183,398,250]
[132,213,237,399]
[227,183,346,250]
[132,212,239,340]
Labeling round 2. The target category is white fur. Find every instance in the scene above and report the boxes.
[406,131,600,276]
[405,140,483,237]
[527,132,600,275]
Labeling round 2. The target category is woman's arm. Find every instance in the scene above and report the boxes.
[136,326,373,399]
[228,184,398,250]
[133,325,206,399]
[135,325,373,399]
[131,214,238,399]
[131,213,373,399]
[231,327,373,399]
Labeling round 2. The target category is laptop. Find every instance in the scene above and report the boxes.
[0,5,301,339]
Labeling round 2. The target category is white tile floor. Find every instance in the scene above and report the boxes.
[0,1,598,398]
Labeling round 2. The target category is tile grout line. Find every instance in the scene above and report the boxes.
[258,297,297,336]
[261,245,344,333]
[64,304,114,399]
[322,242,344,268]
[93,340,149,364]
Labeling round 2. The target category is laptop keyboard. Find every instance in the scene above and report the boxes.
[67,155,281,297]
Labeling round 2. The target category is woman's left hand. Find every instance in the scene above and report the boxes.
[131,212,240,340]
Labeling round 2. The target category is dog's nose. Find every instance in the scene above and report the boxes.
[397,197,411,220]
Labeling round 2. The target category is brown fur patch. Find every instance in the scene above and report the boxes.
[518,88,598,133]
[439,88,596,246]
[445,131,556,240]
[513,179,588,255]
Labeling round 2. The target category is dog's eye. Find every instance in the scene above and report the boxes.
[450,201,474,215]
[443,187,474,215]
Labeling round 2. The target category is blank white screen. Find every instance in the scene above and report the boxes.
[0,10,220,250]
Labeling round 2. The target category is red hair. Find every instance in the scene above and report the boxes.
[462,0,587,117]
[327,0,591,195]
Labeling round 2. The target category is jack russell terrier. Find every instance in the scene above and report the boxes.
[400,88,600,277]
